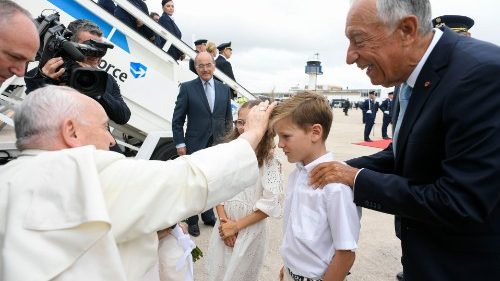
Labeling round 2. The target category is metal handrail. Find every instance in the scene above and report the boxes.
[92,0,255,100]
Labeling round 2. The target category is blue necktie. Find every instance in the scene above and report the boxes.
[393,83,412,155]
[204,81,213,112]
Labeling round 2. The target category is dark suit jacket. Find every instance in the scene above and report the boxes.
[97,0,116,14]
[172,77,233,154]
[361,99,378,121]
[189,58,196,74]
[114,0,154,40]
[379,98,393,120]
[215,55,235,81]
[155,13,183,61]
[347,28,500,280]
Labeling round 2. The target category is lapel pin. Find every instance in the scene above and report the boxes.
[424,81,431,87]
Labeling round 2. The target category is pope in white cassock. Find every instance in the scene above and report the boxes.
[0,85,276,281]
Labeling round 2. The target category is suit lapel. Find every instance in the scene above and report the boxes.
[395,29,457,167]
[212,82,218,113]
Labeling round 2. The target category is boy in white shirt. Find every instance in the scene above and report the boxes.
[271,92,361,281]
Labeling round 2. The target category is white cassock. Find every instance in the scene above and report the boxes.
[0,139,258,281]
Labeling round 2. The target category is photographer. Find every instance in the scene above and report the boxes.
[25,19,131,125]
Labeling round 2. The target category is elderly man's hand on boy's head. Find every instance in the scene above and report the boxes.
[309,161,359,189]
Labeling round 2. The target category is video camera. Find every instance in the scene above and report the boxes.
[33,11,114,99]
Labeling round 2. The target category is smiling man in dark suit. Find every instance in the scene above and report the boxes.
[309,0,500,280]
[172,51,233,236]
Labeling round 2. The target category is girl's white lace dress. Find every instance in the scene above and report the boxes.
[206,155,283,281]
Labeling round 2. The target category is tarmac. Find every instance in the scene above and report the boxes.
[192,107,402,281]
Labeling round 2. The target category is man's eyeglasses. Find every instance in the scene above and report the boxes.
[196,63,213,69]
[233,119,245,128]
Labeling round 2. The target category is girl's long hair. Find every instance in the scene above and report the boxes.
[224,100,275,167]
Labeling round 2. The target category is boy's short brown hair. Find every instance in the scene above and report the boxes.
[270,92,333,141]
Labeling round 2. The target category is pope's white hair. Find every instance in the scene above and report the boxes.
[14,85,83,150]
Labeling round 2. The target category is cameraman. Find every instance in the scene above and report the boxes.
[25,19,131,125]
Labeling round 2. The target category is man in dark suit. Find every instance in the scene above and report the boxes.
[155,0,184,61]
[342,99,350,116]
[361,91,378,141]
[189,39,207,74]
[115,0,155,42]
[379,91,393,139]
[172,51,233,236]
[309,0,500,280]
[97,0,116,14]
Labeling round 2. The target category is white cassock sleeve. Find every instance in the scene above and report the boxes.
[96,138,259,242]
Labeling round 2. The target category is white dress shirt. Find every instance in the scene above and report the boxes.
[406,28,443,87]
[280,152,361,279]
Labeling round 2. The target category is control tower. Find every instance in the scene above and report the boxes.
[305,53,323,91]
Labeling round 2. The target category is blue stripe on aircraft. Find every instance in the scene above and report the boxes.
[48,0,130,53]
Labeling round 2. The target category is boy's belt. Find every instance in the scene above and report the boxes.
[287,268,323,281]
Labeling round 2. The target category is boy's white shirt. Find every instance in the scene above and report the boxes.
[280,152,361,279]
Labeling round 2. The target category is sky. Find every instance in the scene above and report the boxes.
[146,0,500,95]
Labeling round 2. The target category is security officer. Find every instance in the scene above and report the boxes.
[362,91,378,142]
[215,42,235,81]
[215,42,236,98]
[432,15,474,37]
[379,91,393,139]
[189,39,207,74]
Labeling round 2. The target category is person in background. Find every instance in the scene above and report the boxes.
[189,39,207,74]
[207,100,283,281]
[215,41,235,81]
[155,0,184,61]
[172,52,233,237]
[150,11,160,22]
[309,0,500,280]
[342,99,350,116]
[206,41,218,58]
[215,41,237,98]
[115,0,155,42]
[379,91,393,140]
[361,91,378,142]
[432,14,474,37]
[97,0,116,15]
[272,92,360,281]
[0,0,38,86]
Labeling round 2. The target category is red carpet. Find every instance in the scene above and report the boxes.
[353,139,392,149]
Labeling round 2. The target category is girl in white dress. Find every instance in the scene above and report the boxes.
[206,100,284,281]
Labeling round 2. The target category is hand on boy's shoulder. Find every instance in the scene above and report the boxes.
[309,161,359,189]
